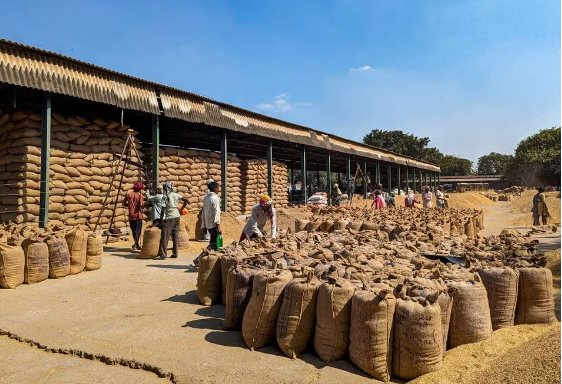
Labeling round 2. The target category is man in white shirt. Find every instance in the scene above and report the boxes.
[154,181,189,260]
[240,195,277,242]
[436,186,446,208]
[201,181,221,250]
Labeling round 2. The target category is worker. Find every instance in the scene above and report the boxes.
[145,185,164,227]
[203,178,215,241]
[436,186,446,208]
[422,186,433,208]
[240,195,277,241]
[154,181,189,260]
[332,183,343,206]
[386,192,396,207]
[123,181,145,251]
[201,181,222,250]
[532,187,551,225]
[405,193,420,208]
[371,190,386,209]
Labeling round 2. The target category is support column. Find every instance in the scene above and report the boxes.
[326,152,332,206]
[151,115,159,188]
[316,163,320,192]
[376,161,381,185]
[397,167,401,194]
[363,160,368,199]
[406,167,410,194]
[419,170,423,192]
[39,93,51,228]
[220,130,228,212]
[387,164,392,194]
[301,146,307,203]
[267,140,273,199]
[346,156,351,199]
[438,172,440,188]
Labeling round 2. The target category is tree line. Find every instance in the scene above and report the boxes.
[363,127,560,185]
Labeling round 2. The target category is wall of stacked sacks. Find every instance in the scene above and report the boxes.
[196,210,556,382]
[0,109,289,229]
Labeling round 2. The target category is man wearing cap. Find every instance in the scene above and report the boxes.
[154,181,189,260]
[123,181,145,251]
[201,181,221,250]
[240,195,277,241]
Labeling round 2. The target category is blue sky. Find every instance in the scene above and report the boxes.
[1,0,559,163]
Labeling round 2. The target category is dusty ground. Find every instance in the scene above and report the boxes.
[0,192,559,384]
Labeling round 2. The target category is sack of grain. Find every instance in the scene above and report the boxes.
[45,236,71,279]
[138,226,161,259]
[347,221,363,231]
[447,279,492,348]
[276,273,321,359]
[177,222,190,249]
[306,221,322,232]
[65,227,88,275]
[515,268,557,324]
[314,277,355,363]
[349,286,396,382]
[478,267,518,329]
[85,232,103,271]
[242,269,293,350]
[437,292,453,354]
[221,254,241,304]
[224,265,259,330]
[21,237,49,284]
[197,251,222,306]
[295,219,309,232]
[0,241,25,288]
[332,219,349,231]
[392,299,443,380]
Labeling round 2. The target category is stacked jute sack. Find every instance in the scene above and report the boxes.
[196,226,556,382]
[296,206,485,240]
[157,148,243,214]
[240,159,288,213]
[0,223,103,289]
[0,110,142,230]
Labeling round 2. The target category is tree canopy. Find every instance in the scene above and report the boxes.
[439,155,474,176]
[477,152,514,175]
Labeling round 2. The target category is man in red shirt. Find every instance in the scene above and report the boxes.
[123,181,145,251]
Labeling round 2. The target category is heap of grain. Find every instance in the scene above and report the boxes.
[196,219,557,382]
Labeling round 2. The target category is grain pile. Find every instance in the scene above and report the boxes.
[197,215,557,381]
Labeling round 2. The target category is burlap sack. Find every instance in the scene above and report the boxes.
[347,221,363,231]
[349,286,396,382]
[85,232,103,271]
[66,227,88,275]
[138,226,161,259]
[437,292,453,354]
[333,219,349,231]
[45,236,71,279]
[21,238,49,284]
[0,241,25,288]
[447,279,492,348]
[392,299,443,380]
[197,251,222,306]
[276,273,321,359]
[295,219,309,232]
[220,255,239,304]
[314,277,355,363]
[478,267,519,329]
[242,269,292,350]
[515,268,557,324]
[224,265,258,330]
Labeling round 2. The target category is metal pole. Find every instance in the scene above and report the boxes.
[397,167,401,194]
[438,172,440,188]
[39,92,51,228]
[406,167,409,194]
[316,163,320,192]
[301,146,307,203]
[151,115,159,188]
[363,160,368,199]
[387,164,392,194]
[326,152,332,206]
[346,156,351,199]
[267,140,273,199]
[221,130,227,212]
[376,161,381,185]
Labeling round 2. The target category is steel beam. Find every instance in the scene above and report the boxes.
[39,92,51,228]
[326,152,332,206]
[221,130,228,212]
[406,167,410,194]
[151,115,159,188]
[301,146,307,203]
[397,167,401,194]
[267,140,273,198]
[363,160,368,199]
[346,156,351,199]
[387,164,392,194]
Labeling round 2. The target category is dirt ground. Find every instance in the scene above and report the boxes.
[0,191,559,384]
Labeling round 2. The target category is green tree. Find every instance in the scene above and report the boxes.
[421,147,444,165]
[363,130,430,159]
[440,155,473,176]
[505,127,561,185]
[477,152,514,175]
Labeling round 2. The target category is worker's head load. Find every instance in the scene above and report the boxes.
[259,194,272,208]
[333,183,339,188]
[133,181,144,192]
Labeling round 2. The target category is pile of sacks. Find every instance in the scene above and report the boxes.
[196,225,556,381]
[0,223,103,289]
[239,159,288,213]
[0,110,142,230]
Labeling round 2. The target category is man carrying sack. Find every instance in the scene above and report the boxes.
[153,181,189,260]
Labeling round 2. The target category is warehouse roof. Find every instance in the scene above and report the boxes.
[0,39,440,172]
[440,175,503,183]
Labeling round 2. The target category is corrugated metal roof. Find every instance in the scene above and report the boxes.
[0,38,440,172]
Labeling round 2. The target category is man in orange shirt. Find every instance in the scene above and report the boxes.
[123,181,145,251]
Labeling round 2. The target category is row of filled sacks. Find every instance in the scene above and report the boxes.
[197,254,557,381]
[133,219,190,259]
[0,227,103,289]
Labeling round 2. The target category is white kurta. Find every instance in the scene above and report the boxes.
[243,205,277,239]
[201,192,221,229]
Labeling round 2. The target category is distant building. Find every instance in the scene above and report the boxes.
[439,175,509,191]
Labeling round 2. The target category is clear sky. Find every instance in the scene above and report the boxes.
[1,0,559,163]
